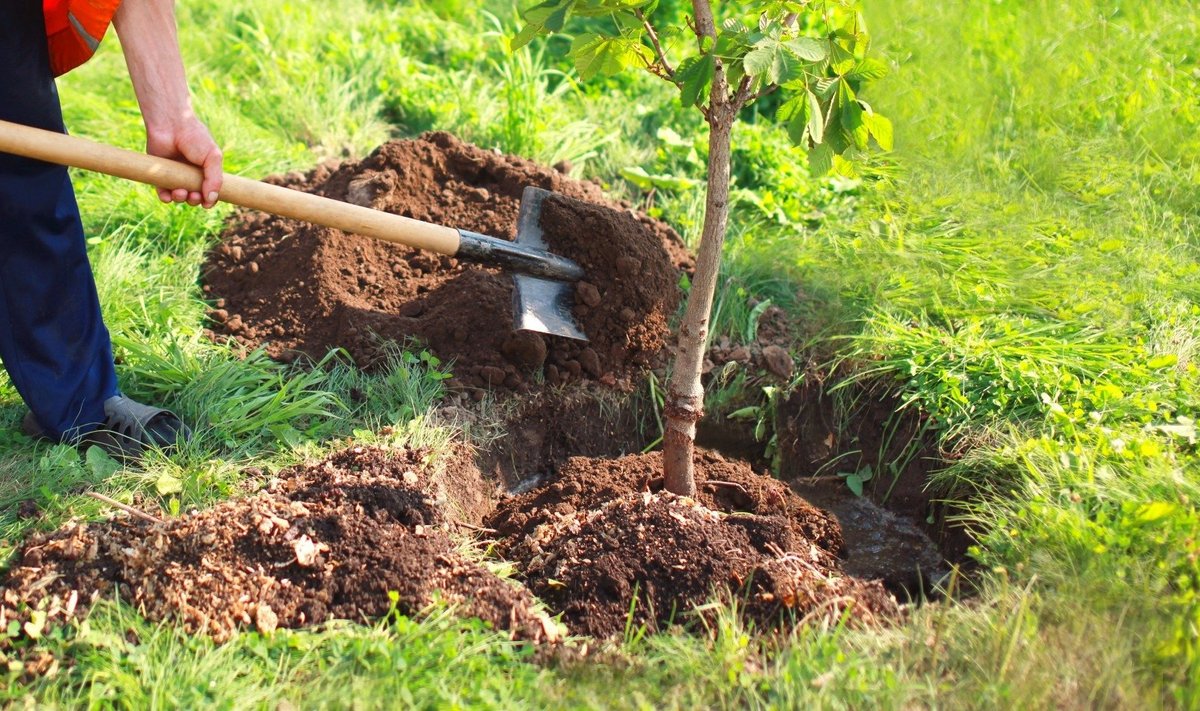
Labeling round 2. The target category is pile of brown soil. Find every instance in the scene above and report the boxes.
[486,450,898,638]
[203,132,689,394]
[0,447,556,648]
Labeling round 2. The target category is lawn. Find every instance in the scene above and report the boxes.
[0,0,1196,707]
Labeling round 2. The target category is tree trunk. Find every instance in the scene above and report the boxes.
[662,109,735,496]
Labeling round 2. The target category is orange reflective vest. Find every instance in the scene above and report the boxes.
[43,0,123,77]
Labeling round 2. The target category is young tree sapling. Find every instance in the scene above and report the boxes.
[515,0,892,495]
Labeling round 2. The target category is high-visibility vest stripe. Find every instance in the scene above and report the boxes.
[44,0,122,76]
[66,11,102,52]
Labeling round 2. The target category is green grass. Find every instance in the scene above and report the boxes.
[0,0,1196,706]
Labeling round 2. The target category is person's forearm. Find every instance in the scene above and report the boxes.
[112,0,193,133]
[111,0,222,208]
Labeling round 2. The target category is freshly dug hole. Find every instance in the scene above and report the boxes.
[203,132,687,393]
[487,450,899,638]
[774,379,975,580]
[0,447,556,645]
[696,374,967,597]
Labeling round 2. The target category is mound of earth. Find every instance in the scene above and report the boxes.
[203,132,689,394]
[0,447,556,649]
[486,450,898,638]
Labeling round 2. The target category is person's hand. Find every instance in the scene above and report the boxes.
[145,116,223,208]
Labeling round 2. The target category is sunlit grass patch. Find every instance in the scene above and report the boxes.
[0,0,1195,705]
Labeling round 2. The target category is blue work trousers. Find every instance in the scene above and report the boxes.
[0,1,120,440]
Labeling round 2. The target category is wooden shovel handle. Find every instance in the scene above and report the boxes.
[0,118,462,256]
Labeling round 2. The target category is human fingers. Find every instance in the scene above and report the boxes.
[175,123,223,209]
[200,147,223,209]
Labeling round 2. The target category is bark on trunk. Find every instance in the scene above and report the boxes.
[662,110,735,496]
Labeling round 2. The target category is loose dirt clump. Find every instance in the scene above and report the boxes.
[0,447,556,647]
[203,132,688,394]
[487,450,897,638]
[538,195,681,386]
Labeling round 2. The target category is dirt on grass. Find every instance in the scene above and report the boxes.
[203,132,688,395]
[0,446,556,660]
[486,449,898,639]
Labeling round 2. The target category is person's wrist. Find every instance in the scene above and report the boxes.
[143,104,198,137]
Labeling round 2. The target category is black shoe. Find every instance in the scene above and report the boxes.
[22,395,192,460]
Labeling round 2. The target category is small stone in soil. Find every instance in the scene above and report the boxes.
[576,282,602,308]
[479,366,507,385]
[614,256,641,276]
[762,345,794,380]
[501,331,549,370]
[578,348,602,378]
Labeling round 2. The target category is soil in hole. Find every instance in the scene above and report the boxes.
[486,449,898,639]
[773,378,975,596]
[458,384,655,493]
[0,447,556,652]
[203,132,689,395]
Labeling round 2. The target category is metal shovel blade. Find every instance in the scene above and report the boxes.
[511,187,588,341]
[513,273,587,340]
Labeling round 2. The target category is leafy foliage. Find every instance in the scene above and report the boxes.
[515,0,890,171]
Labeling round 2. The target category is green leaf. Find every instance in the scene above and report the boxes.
[806,89,825,144]
[511,0,575,50]
[846,474,864,497]
[675,53,714,108]
[786,37,829,62]
[847,57,889,82]
[829,40,857,75]
[778,93,810,145]
[808,143,834,176]
[570,32,649,81]
[862,111,893,150]
[620,166,700,191]
[23,611,46,640]
[842,98,869,150]
[813,77,839,99]
[728,406,761,421]
[85,445,121,480]
[1136,501,1177,523]
[1147,353,1179,369]
[825,125,852,154]
[156,473,184,496]
[744,37,795,85]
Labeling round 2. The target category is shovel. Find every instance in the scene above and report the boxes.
[0,119,588,341]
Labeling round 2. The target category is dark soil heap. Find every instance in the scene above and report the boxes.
[0,447,556,646]
[486,450,899,638]
[203,132,688,393]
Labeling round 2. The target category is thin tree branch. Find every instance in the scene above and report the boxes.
[733,75,754,109]
[635,8,675,78]
[87,492,164,525]
[735,12,797,111]
[748,82,781,106]
[692,0,729,112]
